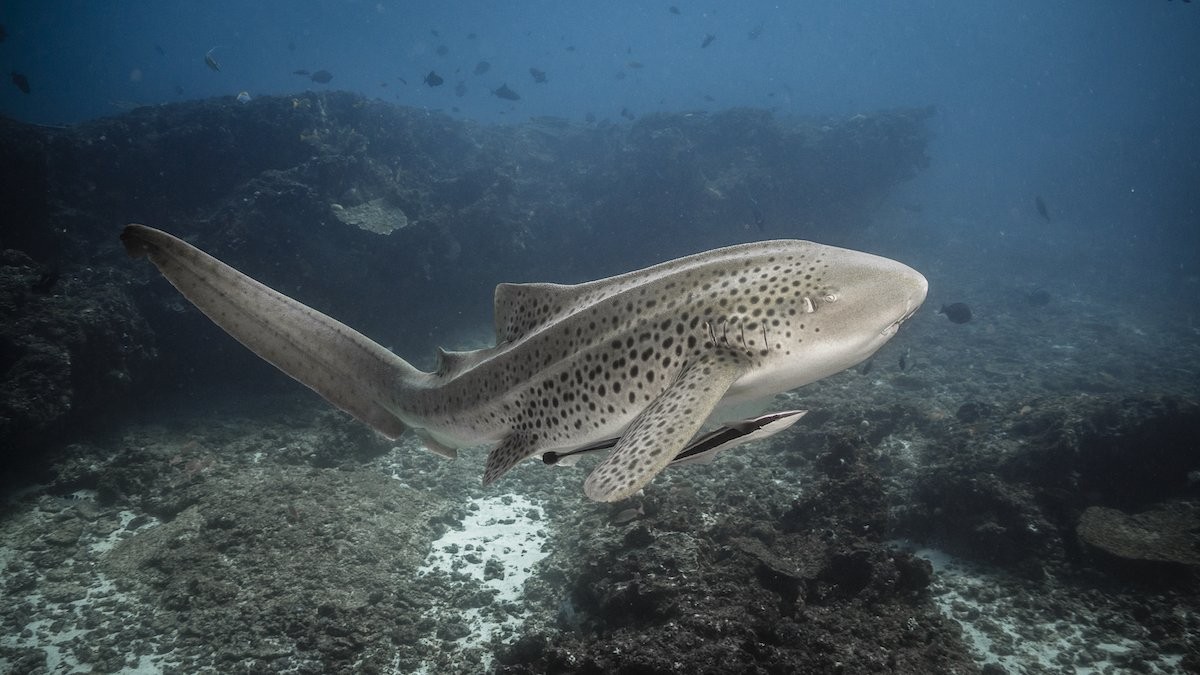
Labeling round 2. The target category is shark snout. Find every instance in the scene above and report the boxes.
[880,266,928,337]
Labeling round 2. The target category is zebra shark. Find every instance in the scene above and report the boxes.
[120,224,927,502]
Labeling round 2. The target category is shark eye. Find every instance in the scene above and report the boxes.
[823,293,838,303]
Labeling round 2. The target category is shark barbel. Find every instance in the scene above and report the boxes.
[120,224,927,502]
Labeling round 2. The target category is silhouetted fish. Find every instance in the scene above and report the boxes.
[473,61,490,75]
[669,6,681,15]
[11,71,30,94]
[701,34,716,48]
[154,44,165,56]
[898,349,909,371]
[493,83,520,100]
[204,46,222,72]
[310,70,333,84]
[454,81,467,97]
[748,23,764,40]
[424,70,444,87]
[436,44,449,56]
[293,69,310,76]
[31,268,59,294]
[627,61,644,69]
[620,107,635,120]
[1035,195,1051,222]
[859,359,874,376]
[749,195,765,231]
[1025,288,1051,307]
[939,303,972,324]
[529,67,547,83]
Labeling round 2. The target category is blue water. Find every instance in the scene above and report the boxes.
[3,2,1197,266]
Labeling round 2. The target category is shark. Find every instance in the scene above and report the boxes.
[120,224,927,502]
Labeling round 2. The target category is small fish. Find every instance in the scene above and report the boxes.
[898,349,909,372]
[859,359,874,376]
[454,81,467,97]
[749,195,765,231]
[204,46,222,72]
[626,61,644,69]
[431,29,440,38]
[1025,288,1051,307]
[939,303,973,324]
[435,44,449,56]
[31,268,59,294]
[748,23,764,40]
[493,83,520,100]
[529,67,548,83]
[620,107,635,120]
[702,33,716,48]
[10,71,30,94]
[467,33,477,40]
[292,69,310,76]
[1035,195,1051,222]
[669,6,681,15]
[610,504,645,525]
[474,60,491,75]
[615,71,627,80]
[310,70,333,84]
[423,70,444,87]
[397,77,408,85]
[154,44,165,56]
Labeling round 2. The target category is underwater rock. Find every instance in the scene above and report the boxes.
[1077,502,1200,569]
[331,197,410,234]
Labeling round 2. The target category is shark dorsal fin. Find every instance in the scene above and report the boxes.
[492,282,590,342]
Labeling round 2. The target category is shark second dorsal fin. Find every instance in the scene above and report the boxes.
[583,350,748,502]
[434,347,492,378]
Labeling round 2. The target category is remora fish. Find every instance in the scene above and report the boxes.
[120,225,927,502]
[542,410,808,468]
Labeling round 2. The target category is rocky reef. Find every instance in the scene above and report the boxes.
[0,93,933,470]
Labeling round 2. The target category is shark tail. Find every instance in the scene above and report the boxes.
[121,224,420,439]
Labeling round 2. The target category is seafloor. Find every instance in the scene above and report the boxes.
[1,94,1198,673]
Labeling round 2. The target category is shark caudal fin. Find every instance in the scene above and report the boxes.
[121,224,421,439]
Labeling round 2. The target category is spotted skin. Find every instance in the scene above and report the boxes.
[121,225,928,502]
[583,349,747,501]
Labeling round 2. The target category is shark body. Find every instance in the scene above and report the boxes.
[121,224,927,502]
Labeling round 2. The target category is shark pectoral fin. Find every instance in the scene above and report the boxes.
[121,224,420,439]
[482,432,533,486]
[583,351,747,502]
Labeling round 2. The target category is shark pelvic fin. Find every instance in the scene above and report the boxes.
[583,350,747,502]
[121,224,420,439]
[482,432,534,486]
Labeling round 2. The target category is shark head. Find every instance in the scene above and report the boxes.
[723,243,928,406]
